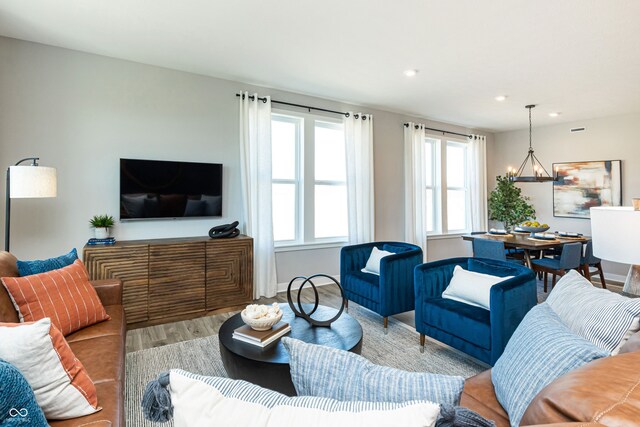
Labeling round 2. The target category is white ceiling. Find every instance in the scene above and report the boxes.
[1,0,639,132]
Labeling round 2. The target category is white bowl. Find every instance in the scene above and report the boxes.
[241,309,283,331]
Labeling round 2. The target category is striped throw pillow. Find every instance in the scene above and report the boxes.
[546,270,640,353]
[1,259,110,335]
[492,303,608,427]
[166,369,441,427]
[0,318,100,419]
[282,337,464,405]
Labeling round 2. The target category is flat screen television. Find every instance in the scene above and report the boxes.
[120,158,222,220]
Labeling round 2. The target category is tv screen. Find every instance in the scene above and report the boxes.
[120,158,222,220]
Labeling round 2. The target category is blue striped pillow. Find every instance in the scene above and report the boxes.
[282,337,464,405]
[546,270,640,353]
[166,369,442,426]
[492,303,609,427]
[17,248,78,276]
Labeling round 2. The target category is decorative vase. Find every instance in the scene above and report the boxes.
[94,227,109,239]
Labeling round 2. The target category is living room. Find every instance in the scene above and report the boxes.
[1,1,639,427]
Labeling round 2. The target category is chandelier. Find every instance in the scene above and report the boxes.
[507,105,557,183]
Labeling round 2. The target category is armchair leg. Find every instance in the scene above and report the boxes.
[419,333,425,353]
[344,299,349,313]
[383,317,388,334]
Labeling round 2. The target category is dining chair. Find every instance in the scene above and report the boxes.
[581,241,607,289]
[472,239,507,261]
[470,233,524,262]
[531,242,583,292]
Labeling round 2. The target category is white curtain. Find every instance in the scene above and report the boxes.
[345,112,375,244]
[468,134,488,232]
[238,92,277,298]
[404,122,427,258]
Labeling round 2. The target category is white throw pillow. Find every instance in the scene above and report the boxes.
[169,370,441,427]
[0,318,100,419]
[361,247,395,275]
[442,265,513,310]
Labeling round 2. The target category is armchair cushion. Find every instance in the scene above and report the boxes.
[442,266,513,310]
[341,271,379,305]
[421,297,491,350]
[362,247,394,275]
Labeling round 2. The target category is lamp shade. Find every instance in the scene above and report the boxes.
[591,207,640,266]
[9,165,57,198]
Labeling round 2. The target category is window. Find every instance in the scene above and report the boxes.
[271,112,348,246]
[424,136,470,235]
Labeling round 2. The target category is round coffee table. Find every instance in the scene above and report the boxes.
[219,304,363,395]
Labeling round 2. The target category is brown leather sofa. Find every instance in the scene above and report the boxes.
[461,332,640,426]
[0,251,125,427]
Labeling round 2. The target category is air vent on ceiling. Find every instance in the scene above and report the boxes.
[570,127,586,133]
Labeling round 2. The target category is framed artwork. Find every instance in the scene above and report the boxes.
[553,160,622,219]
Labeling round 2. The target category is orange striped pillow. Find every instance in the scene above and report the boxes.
[0,318,100,419]
[1,259,110,335]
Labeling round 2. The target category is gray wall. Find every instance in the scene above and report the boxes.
[0,36,491,284]
[488,113,640,281]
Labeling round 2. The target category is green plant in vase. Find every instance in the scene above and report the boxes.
[488,175,536,232]
[89,214,115,239]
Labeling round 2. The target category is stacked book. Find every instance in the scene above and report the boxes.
[232,322,291,347]
[87,237,116,245]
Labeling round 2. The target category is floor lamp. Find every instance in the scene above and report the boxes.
[591,206,640,295]
[5,157,57,251]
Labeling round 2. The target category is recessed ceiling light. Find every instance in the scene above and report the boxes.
[549,112,561,117]
[495,95,507,102]
[403,69,418,77]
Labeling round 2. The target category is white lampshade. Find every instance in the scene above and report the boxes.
[9,165,57,198]
[591,207,640,265]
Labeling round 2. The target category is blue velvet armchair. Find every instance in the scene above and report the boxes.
[414,257,536,366]
[340,242,423,331]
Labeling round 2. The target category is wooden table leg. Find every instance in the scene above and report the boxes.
[524,250,533,268]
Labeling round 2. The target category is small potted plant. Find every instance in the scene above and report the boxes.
[89,214,115,239]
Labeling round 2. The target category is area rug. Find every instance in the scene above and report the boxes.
[125,304,486,426]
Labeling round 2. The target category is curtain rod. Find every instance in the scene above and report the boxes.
[236,93,369,119]
[404,123,472,139]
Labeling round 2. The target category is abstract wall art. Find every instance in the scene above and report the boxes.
[553,160,622,219]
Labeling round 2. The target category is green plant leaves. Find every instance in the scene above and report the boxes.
[488,175,536,230]
[89,214,115,228]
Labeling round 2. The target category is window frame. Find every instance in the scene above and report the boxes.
[271,109,348,248]
[425,134,471,236]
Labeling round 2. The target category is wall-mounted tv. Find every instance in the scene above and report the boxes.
[120,158,222,220]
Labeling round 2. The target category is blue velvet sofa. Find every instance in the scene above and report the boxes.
[414,257,536,366]
[340,242,423,330]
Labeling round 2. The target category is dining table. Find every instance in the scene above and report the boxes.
[462,231,591,268]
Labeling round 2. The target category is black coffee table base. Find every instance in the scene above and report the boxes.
[219,304,363,396]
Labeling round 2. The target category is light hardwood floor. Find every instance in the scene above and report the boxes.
[126,285,346,353]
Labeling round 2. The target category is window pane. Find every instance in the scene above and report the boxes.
[424,141,433,187]
[447,143,466,188]
[315,184,348,238]
[447,189,467,230]
[315,123,346,182]
[425,188,435,232]
[272,119,297,180]
[272,183,296,241]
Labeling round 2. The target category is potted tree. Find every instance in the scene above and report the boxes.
[488,175,536,232]
[89,214,115,239]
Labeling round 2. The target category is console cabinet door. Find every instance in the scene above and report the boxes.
[149,242,206,320]
[83,245,149,324]
[206,238,253,310]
